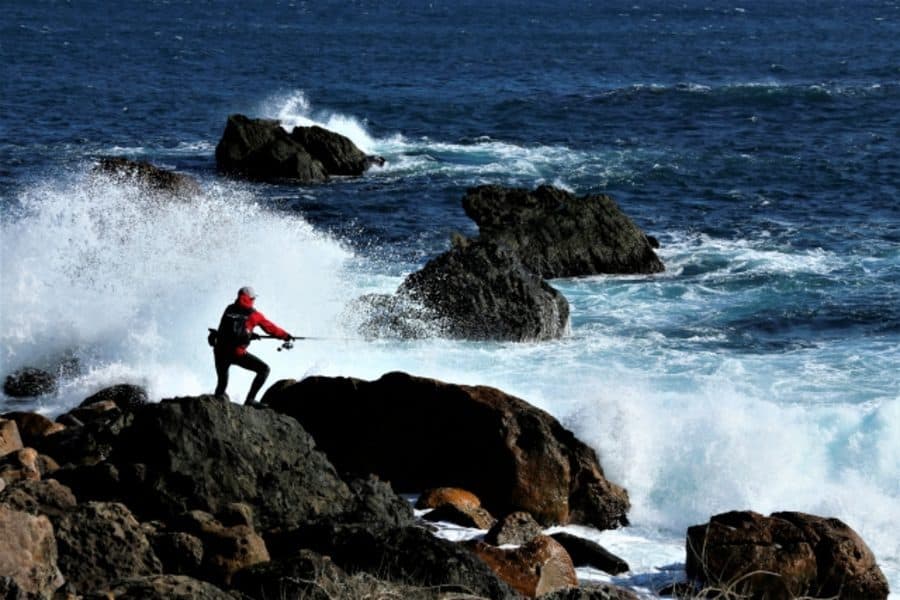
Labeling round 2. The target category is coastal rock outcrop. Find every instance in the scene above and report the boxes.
[262,371,630,529]
[215,114,383,183]
[94,157,201,197]
[463,184,664,277]
[686,510,889,600]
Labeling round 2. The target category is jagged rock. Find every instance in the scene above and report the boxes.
[149,531,204,576]
[1,413,64,448]
[341,475,416,528]
[686,510,889,600]
[263,372,629,529]
[0,479,77,521]
[39,408,134,466]
[468,535,578,598]
[0,419,24,457]
[267,522,517,599]
[62,400,121,427]
[106,396,353,530]
[550,532,629,575]
[0,506,64,598]
[538,584,640,600]
[398,239,570,341]
[94,157,201,197]
[462,184,664,277]
[81,574,237,599]
[486,511,544,546]
[51,461,121,503]
[215,114,382,183]
[54,501,162,595]
[3,368,57,398]
[80,384,148,411]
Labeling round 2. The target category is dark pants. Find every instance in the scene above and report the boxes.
[214,349,270,404]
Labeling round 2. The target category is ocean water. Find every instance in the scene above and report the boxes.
[1,1,898,595]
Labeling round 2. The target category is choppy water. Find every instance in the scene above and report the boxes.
[2,1,898,595]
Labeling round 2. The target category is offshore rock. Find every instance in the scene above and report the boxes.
[215,114,382,183]
[468,535,578,598]
[463,184,664,277]
[54,501,162,595]
[0,505,64,598]
[3,368,57,398]
[263,372,630,529]
[686,510,889,600]
[267,522,517,599]
[399,239,570,341]
[94,156,201,198]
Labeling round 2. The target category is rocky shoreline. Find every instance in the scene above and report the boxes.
[0,373,890,599]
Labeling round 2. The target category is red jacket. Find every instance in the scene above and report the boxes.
[226,292,290,357]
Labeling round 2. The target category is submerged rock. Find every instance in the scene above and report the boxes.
[94,157,201,197]
[550,532,629,575]
[463,184,664,277]
[262,372,629,529]
[686,510,889,600]
[215,114,382,183]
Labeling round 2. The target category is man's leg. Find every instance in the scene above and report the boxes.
[233,352,270,404]
[214,351,231,397]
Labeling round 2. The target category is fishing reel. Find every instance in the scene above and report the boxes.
[277,340,294,352]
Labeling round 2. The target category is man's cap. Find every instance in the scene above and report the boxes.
[238,286,257,299]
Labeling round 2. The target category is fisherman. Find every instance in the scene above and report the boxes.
[212,286,292,405]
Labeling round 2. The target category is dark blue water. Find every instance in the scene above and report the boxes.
[2,1,899,593]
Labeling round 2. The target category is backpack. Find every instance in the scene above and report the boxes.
[216,304,253,348]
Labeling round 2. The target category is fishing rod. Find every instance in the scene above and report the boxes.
[207,328,355,352]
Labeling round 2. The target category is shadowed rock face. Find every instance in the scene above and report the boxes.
[262,371,630,530]
[686,510,890,600]
[463,184,664,278]
[399,239,570,341]
[214,114,381,183]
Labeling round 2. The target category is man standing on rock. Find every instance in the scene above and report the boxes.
[212,286,292,406]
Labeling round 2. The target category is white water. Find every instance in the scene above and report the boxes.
[1,106,898,596]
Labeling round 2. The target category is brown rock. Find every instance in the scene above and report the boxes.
[686,510,889,600]
[0,448,41,483]
[486,511,545,546]
[416,487,483,511]
[0,419,24,457]
[1,412,64,448]
[423,502,497,529]
[0,505,64,597]
[0,478,77,521]
[469,535,578,597]
[55,501,162,595]
[174,508,269,586]
[774,511,890,600]
[82,574,234,599]
[149,531,204,576]
[262,372,629,529]
[63,400,120,425]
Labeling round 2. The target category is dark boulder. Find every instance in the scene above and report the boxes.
[149,531,204,576]
[686,510,889,600]
[232,549,347,600]
[341,475,416,529]
[100,396,353,531]
[94,157,201,197]
[538,584,639,600]
[3,368,57,398]
[262,372,629,529]
[0,479,77,521]
[550,532,629,575]
[39,408,134,466]
[266,522,517,599]
[80,383,148,411]
[485,511,544,546]
[215,114,381,183]
[54,501,163,596]
[398,239,570,341]
[462,185,664,277]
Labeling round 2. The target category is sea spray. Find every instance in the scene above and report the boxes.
[0,168,355,410]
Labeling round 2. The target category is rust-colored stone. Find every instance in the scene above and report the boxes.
[468,535,577,597]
